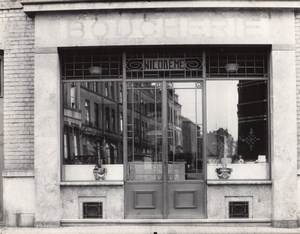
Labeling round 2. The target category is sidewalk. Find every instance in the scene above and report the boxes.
[1,226,300,234]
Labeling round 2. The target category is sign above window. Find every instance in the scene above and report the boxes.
[127,58,202,71]
[126,49,203,79]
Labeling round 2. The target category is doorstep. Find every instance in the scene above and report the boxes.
[61,218,271,226]
[1,226,300,234]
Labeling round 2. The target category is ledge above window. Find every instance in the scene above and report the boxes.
[60,181,124,186]
[207,180,272,185]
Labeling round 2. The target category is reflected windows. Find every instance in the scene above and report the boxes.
[126,82,203,181]
[84,100,90,124]
[105,107,110,131]
[63,81,123,165]
[112,109,116,132]
[94,103,99,128]
[61,48,270,180]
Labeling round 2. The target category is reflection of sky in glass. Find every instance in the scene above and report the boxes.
[173,82,202,124]
[207,81,238,140]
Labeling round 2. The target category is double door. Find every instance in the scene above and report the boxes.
[125,81,205,219]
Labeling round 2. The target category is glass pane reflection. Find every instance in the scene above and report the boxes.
[63,82,123,165]
[206,80,268,165]
[127,82,162,181]
[168,82,203,180]
[126,82,204,181]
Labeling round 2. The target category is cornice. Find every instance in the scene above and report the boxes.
[21,0,300,15]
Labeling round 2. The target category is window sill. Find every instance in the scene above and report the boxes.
[207,180,272,185]
[60,181,124,186]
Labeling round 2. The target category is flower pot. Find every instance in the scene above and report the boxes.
[93,166,107,180]
[216,167,233,179]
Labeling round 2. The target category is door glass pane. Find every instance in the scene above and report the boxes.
[127,82,163,181]
[167,82,203,180]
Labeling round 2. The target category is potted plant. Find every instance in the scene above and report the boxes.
[215,156,233,180]
[93,164,107,180]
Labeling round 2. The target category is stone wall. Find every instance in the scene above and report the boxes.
[60,185,124,220]
[207,184,272,219]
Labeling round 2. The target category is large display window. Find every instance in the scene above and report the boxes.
[60,47,269,182]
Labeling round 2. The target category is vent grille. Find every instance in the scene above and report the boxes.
[229,201,249,218]
[83,202,103,219]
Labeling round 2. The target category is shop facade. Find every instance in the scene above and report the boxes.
[1,0,300,228]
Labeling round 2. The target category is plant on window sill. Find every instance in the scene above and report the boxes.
[93,162,107,181]
[215,155,233,180]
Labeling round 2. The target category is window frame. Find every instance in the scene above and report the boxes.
[0,54,3,97]
[60,47,270,180]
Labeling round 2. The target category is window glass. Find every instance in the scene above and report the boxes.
[63,81,123,165]
[206,80,268,179]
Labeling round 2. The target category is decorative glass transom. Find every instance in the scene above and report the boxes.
[206,48,268,78]
[126,48,203,79]
[60,47,269,80]
[61,50,122,80]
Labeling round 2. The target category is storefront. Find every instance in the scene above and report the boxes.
[59,46,270,220]
[2,1,298,228]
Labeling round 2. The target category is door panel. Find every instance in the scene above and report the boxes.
[167,182,205,219]
[126,182,163,218]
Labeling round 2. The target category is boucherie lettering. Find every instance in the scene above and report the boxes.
[144,58,184,70]
[126,58,201,71]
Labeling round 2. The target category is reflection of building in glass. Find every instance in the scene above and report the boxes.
[127,83,162,162]
[64,82,186,165]
[237,81,268,161]
[167,89,183,159]
[207,128,236,163]
[63,80,204,171]
[127,83,183,163]
[181,117,203,172]
[63,82,123,165]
